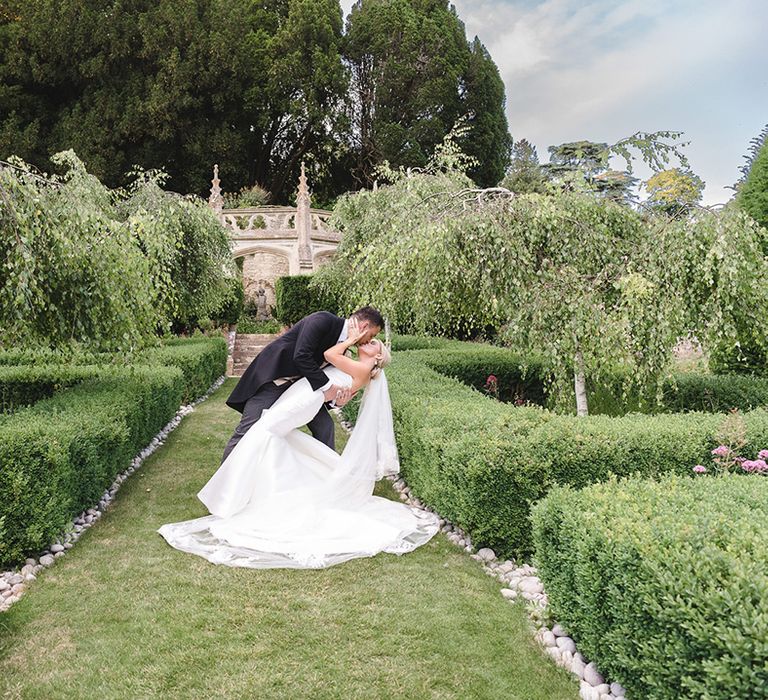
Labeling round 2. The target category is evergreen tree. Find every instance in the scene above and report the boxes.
[344,0,510,188]
[0,0,348,202]
[502,138,547,194]
[460,37,511,187]
[737,126,768,232]
[544,140,637,204]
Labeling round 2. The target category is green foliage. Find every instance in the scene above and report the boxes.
[532,474,768,699]
[736,123,768,231]
[707,127,768,374]
[0,366,184,565]
[317,144,768,414]
[211,276,245,327]
[0,153,156,352]
[235,317,282,334]
[344,0,509,189]
[459,37,512,187]
[0,0,513,203]
[502,139,547,194]
[644,168,704,215]
[343,343,768,558]
[0,154,235,350]
[542,132,691,204]
[140,336,227,402]
[223,184,270,209]
[0,0,350,203]
[274,274,339,326]
[0,365,99,413]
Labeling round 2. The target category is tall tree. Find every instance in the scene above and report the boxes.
[459,37,511,187]
[0,0,348,202]
[736,126,768,232]
[344,0,509,188]
[644,168,704,215]
[544,140,637,203]
[502,138,547,194]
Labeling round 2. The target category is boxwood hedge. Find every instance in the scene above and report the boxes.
[350,341,768,558]
[0,337,226,566]
[531,475,768,699]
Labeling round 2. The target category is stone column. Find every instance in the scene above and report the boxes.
[295,162,313,272]
[208,164,224,216]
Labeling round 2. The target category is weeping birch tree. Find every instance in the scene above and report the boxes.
[314,132,768,415]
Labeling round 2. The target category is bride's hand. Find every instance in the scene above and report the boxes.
[347,317,366,345]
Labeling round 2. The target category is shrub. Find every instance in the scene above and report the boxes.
[0,337,227,403]
[235,317,282,335]
[274,275,338,326]
[0,366,184,565]
[349,343,768,557]
[211,275,245,326]
[140,336,226,401]
[531,474,768,699]
[0,365,100,413]
[0,337,226,564]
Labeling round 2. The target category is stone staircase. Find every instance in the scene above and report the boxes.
[228,333,279,377]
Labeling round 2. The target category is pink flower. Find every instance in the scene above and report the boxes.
[711,445,730,457]
[758,449,768,460]
[741,459,766,473]
[692,465,707,474]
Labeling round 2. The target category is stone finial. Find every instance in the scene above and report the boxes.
[209,164,224,214]
[296,161,313,270]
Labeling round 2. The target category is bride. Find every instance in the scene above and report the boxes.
[158,328,439,569]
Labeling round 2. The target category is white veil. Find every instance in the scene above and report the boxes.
[320,370,400,507]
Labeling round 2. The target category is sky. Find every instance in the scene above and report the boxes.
[340,0,768,204]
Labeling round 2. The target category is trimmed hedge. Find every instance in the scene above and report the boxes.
[274,274,338,326]
[0,366,184,565]
[349,343,768,558]
[0,365,99,413]
[0,336,227,403]
[0,337,226,565]
[141,336,227,401]
[531,475,768,699]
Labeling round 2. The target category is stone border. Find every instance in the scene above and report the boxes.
[0,375,227,613]
[334,408,628,700]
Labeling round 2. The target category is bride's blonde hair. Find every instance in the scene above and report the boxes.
[370,340,391,380]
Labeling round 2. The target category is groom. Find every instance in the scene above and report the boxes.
[222,306,384,462]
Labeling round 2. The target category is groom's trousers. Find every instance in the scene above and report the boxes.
[221,381,335,464]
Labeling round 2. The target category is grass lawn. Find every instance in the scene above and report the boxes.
[0,379,577,700]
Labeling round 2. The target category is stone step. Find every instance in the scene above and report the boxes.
[227,333,280,377]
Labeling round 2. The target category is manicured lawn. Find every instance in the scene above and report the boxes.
[0,379,577,699]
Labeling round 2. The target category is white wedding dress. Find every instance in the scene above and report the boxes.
[158,367,439,569]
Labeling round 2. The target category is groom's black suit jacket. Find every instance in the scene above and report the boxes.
[226,311,346,413]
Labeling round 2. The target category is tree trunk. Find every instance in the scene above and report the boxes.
[574,351,589,417]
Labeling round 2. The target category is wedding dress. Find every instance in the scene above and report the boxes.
[158,367,439,569]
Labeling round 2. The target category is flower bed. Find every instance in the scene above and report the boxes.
[531,474,768,699]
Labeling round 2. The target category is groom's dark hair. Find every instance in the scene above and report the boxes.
[352,306,384,328]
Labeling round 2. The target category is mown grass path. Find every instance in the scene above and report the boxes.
[0,380,577,699]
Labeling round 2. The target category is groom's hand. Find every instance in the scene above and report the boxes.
[334,387,354,407]
[323,384,344,402]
